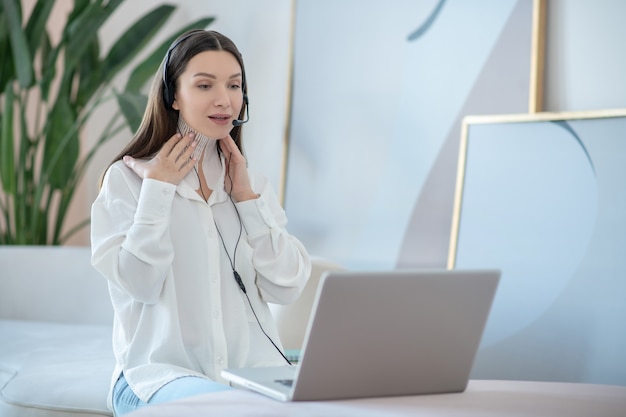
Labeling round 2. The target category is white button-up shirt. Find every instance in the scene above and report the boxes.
[90,144,311,406]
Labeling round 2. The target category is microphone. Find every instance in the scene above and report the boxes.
[232,95,249,127]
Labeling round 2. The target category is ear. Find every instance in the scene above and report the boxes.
[172,96,179,110]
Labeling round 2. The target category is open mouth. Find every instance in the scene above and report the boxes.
[209,114,230,122]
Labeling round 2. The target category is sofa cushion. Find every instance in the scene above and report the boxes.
[0,319,114,417]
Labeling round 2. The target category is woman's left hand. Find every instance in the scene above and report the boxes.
[219,135,258,201]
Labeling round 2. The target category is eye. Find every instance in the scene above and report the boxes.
[229,83,241,90]
[198,83,211,90]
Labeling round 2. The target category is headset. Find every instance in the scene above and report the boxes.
[162,30,249,127]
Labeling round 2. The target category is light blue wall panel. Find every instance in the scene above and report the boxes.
[286,0,533,269]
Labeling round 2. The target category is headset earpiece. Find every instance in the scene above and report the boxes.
[163,79,175,109]
[162,31,203,109]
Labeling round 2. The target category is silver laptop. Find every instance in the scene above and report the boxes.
[221,269,500,401]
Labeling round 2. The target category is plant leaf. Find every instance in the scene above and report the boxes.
[0,80,15,194]
[1,0,33,87]
[39,34,59,101]
[115,90,148,133]
[24,0,54,53]
[75,38,102,109]
[62,0,124,73]
[67,0,90,21]
[102,5,176,84]
[42,98,79,189]
[124,17,215,93]
[0,8,16,92]
[17,94,30,242]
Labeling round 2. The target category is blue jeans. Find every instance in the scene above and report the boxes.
[112,374,231,416]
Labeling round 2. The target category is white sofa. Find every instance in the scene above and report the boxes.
[0,245,342,417]
[270,257,344,351]
[0,246,114,417]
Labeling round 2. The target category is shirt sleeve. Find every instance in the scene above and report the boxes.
[235,177,311,304]
[91,162,177,304]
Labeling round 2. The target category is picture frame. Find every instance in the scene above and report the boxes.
[448,108,626,385]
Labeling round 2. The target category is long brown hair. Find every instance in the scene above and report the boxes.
[104,30,248,178]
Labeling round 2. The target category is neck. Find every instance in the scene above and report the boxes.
[177,117,214,160]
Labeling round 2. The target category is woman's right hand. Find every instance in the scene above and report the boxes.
[123,132,198,185]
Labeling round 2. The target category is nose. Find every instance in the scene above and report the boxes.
[213,86,230,108]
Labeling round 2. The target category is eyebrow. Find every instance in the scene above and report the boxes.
[192,72,242,80]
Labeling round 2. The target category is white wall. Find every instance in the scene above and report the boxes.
[544,0,626,111]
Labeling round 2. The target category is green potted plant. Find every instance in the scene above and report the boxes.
[0,0,214,245]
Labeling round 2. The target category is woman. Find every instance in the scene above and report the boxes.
[91,30,311,415]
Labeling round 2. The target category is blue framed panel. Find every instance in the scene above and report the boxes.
[449,109,626,385]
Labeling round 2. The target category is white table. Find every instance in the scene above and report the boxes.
[128,380,626,417]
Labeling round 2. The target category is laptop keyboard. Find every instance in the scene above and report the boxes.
[274,379,294,387]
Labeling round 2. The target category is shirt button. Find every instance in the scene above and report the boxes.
[217,355,224,365]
